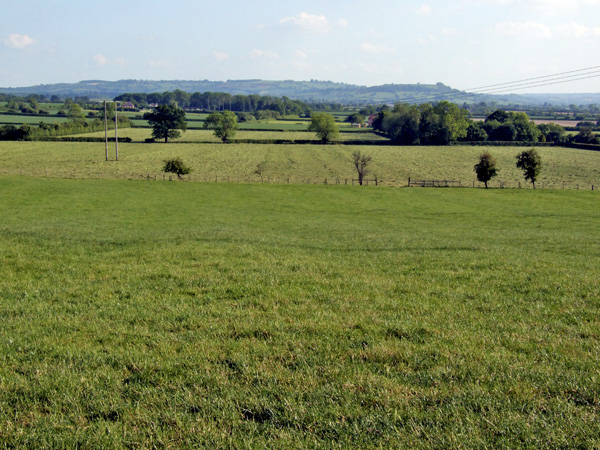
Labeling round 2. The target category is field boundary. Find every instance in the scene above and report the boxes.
[1,169,597,191]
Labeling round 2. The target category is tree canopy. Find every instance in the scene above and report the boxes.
[143,104,187,143]
[203,110,238,142]
[474,152,498,189]
[308,113,339,143]
[375,101,469,145]
[163,157,192,180]
[516,148,542,188]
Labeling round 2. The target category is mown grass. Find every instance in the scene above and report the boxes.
[0,177,598,448]
[1,140,599,188]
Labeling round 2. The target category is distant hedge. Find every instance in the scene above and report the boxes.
[33,136,132,143]
[450,141,559,147]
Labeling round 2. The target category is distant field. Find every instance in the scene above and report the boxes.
[0,177,598,447]
[1,140,598,188]
[130,118,355,131]
[0,114,70,125]
[70,128,386,143]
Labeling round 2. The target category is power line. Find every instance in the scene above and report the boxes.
[468,70,600,94]
[464,65,600,91]
[471,73,600,95]
[389,66,600,105]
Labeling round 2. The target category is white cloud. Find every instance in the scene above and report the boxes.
[250,49,279,59]
[418,34,438,45]
[359,42,396,54]
[93,54,108,66]
[495,21,552,39]
[280,13,330,33]
[338,18,348,27]
[417,5,432,15]
[4,34,37,49]
[214,51,229,61]
[295,49,308,59]
[554,22,590,38]
[495,20,598,39]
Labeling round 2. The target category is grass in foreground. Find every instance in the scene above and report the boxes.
[0,177,599,448]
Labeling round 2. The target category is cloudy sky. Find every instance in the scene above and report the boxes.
[1,0,599,93]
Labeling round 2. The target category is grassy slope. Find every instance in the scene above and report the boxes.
[1,140,599,188]
[0,177,599,448]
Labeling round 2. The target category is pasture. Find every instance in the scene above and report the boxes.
[0,177,598,448]
[0,139,599,188]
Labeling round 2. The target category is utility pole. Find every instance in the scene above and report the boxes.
[104,101,108,161]
[114,102,119,161]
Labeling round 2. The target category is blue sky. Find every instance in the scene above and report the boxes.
[1,0,599,93]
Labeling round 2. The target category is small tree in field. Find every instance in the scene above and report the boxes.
[474,151,498,188]
[516,148,542,188]
[308,113,339,143]
[352,150,372,185]
[204,110,238,142]
[163,157,191,180]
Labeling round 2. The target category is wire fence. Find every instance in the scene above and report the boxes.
[0,168,598,191]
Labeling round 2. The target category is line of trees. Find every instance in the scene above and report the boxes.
[475,148,543,189]
[373,102,598,145]
[114,90,312,116]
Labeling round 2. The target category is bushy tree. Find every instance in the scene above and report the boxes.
[484,110,540,142]
[163,157,192,180]
[377,101,469,145]
[345,113,364,125]
[308,113,339,143]
[381,104,420,144]
[474,151,498,189]
[352,151,372,185]
[538,123,566,143]
[516,148,542,188]
[574,127,600,144]
[204,110,238,142]
[144,104,187,143]
[466,122,488,141]
[67,104,86,124]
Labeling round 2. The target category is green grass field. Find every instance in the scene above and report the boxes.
[67,128,385,143]
[0,177,598,448]
[1,140,599,188]
[0,114,71,126]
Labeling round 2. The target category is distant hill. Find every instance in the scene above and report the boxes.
[1,79,599,106]
[0,79,463,104]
